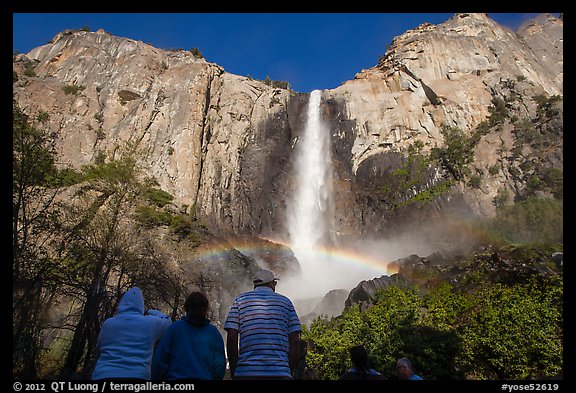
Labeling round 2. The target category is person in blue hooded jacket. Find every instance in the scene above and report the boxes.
[92,287,172,380]
[151,291,226,380]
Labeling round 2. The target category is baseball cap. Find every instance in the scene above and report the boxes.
[252,269,279,286]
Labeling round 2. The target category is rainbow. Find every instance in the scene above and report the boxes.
[190,236,393,276]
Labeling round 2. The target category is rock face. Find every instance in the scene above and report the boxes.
[329,13,561,171]
[299,288,350,327]
[13,14,563,312]
[13,14,562,243]
[345,274,410,309]
[517,13,563,90]
[14,28,296,240]
[322,13,563,239]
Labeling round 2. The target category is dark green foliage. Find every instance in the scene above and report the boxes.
[492,187,510,208]
[303,268,562,380]
[13,101,62,378]
[474,120,491,137]
[80,155,139,190]
[262,75,290,90]
[395,325,463,379]
[24,68,36,77]
[13,102,58,188]
[540,167,563,199]
[468,174,482,189]
[458,278,562,379]
[144,187,174,208]
[304,286,425,380]
[169,213,207,243]
[37,111,49,123]
[62,84,85,95]
[513,118,539,146]
[134,205,172,227]
[95,128,105,141]
[488,96,508,125]
[533,94,562,120]
[488,164,500,176]
[430,124,475,181]
[483,197,563,244]
[380,140,454,210]
[47,167,84,188]
[190,47,203,59]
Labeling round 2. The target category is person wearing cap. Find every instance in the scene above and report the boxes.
[224,269,302,379]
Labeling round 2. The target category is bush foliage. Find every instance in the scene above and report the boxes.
[303,274,562,380]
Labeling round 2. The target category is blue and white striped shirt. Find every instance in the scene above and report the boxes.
[224,286,302,378]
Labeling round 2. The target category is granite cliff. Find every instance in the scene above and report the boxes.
[13,13,563,324]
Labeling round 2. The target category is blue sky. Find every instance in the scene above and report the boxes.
[12,13,561,93]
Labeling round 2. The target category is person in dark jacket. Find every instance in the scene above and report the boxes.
[151,291,226,380]
[92,287,172,380]
[339,345,387,380]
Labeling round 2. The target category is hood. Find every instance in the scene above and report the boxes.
[115,287,145,315]
[182,314,210,326]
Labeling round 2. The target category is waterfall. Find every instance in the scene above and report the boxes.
[281,89,389,309]
[288,89,335,251]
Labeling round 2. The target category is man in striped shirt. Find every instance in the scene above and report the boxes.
[224,269,302,379]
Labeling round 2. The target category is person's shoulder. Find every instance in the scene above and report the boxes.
[274,291,294,302]
[168,319,187,327]
[234,290,254,300]
[207,322,222,332]
[207,324,225,340]
[338,371,356,380]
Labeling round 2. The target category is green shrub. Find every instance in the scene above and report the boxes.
[468,175,482,189]
[144,187,174,208]
[37,112,50,123]
[134,205,172,227]
[492,188,509,208]
[62,84,86,95]
[540,167,563,199]
[488,97,508,125]
[303,272,562,380]
[458,279,562,379]
[488,164,500,176]
[190,47,203,59]
[430,124,475,181]
[488,197,563,244]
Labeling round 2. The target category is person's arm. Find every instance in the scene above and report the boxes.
[146,309,172,341]
[225,328,239,378]
[151,328,172,380]
[288,331,301,375]
[211,328,227,380]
